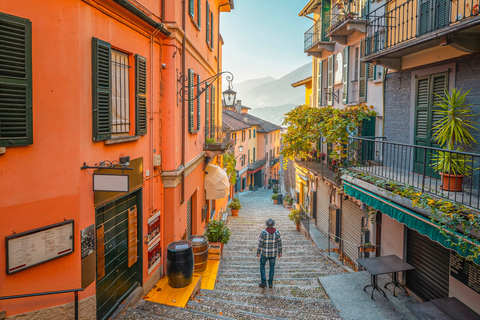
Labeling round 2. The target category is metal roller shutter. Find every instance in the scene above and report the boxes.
[406,229,450,301]
[187,197,192,237]
[341,199,363,266]
[316,180,330,236]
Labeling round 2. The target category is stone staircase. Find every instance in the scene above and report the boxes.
[118,189,347,319]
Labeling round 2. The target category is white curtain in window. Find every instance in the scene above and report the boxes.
[111,50,130,133]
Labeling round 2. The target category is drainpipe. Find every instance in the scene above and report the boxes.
[150,28,161,214]
[181,0,186,204]
[382,68,388,137]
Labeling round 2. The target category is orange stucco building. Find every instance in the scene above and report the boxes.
[0,0,233,319]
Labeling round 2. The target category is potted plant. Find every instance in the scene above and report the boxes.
[284,195,293,208]
[228,198,241,216]
[359,243,376,253]
[271,194,278,204]
[431,88,479,191]
[319,152,326,161]
[204,219,231,257]
[272,186,279,194]
[288,209,301,231]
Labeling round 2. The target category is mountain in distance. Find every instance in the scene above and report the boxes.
[249,104,296,126]
[234,62,311,109]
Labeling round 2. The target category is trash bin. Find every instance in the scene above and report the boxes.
[277,193,283,205]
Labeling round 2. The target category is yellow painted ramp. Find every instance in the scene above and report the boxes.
[194,259,220,290]
[144,275,201,308]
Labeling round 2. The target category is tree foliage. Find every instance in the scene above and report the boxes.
[281,104,377,160]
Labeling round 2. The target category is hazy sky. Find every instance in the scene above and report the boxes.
[220,0,312,86]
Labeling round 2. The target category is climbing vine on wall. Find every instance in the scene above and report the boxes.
[223,151,237,185]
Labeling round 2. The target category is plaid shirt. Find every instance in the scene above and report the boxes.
[257,229,282,258]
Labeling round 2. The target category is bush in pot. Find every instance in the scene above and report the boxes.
[271,193,278,204]
[288,209,301,231]
[204,219,231,256]
[228,198,241,216]
[272,186,279,194]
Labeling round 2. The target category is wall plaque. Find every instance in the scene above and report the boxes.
[147,210,160,247]
[450,252,480,294]
[6,220,74,274]
[128,206,138,268]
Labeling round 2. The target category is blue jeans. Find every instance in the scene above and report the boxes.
[260,254,276,285]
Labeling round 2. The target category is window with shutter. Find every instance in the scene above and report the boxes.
[0,13,32,147]
[211,85,215,136]
[197,0,201,28]
[205,82,209,138]
[189,0,194,18]
[188,69,194,133]
[197,74,201,131]
[210,11,214,49]
[343,46,349,104]
[92,38,112,141]
[327,55,334,105]
[206,2,210,46]
[317,60,323,107]
[359,40,367,103]
[135,54,147,136]
[360,0,369,19]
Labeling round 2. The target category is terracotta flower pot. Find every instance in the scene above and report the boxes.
[231,209,239,216]
[273,199,278,204]
[440,173,464,192]
[296,222,300,231]
[359,245,376,253]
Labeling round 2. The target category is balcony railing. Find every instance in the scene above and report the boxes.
[325,0,368,36]
[365,0,480,57]
[248,158,266,172]
[203,125,232,152]
[270,157,279,167]
[346,137,480,210]
[304,18,329,51]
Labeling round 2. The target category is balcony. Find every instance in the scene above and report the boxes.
[203,125,232,152]
[247,158,266,173]
[270,157,280,167]
[304,18,335,57]
[345,137,480,210]
[325,0,368,45]
[364,0,480,69]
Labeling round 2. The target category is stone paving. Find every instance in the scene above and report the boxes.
[118,188,346,319]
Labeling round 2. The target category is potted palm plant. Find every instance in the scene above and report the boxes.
[227,198,241,216]
[271,194,278,204]
[431,88,479,191]
[204,219,231,258]
[289,209,301,231]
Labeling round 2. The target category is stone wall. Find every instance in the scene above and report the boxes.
[384,70,412,144]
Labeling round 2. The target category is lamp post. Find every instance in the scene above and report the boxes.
[177,71,236,106]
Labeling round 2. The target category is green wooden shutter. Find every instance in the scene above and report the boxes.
[189,0,194,18]
[431,73,448,146]
[359,41,366,103]
[361,117,376,161]
[92,38,111,141]
[210,11,214,49]
[419,0,431,35]
[327,55,334,105]
[211,85,215,136]
[205,82,209,138]
[435,0,448,29]
[206,2,210,46]
[135,54,147,136]
[197,0,201,28]
[317,60,323,107]
[360,0,369,19]
[197,74,201,131]
[188,69,194,133]
[343,46,349,104]
[0,13,33,147]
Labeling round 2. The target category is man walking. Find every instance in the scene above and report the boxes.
[257,218,282,288]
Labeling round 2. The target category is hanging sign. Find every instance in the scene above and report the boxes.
[6,220,74,274]
[93,173,129,192]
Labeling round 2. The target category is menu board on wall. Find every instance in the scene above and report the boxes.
[6,220,74,274]
[148,238,161,275]
[147,211,160,247]
[450,252,480,294]
[128,206,138,268]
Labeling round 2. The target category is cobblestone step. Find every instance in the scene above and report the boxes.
[215,277,320,286]
[116,307,178,319]
[217,271,325,278]
[197,290,340,317]
[212,283,330,299]
[189,296,338,320]
[127,300,236,320]
[220,255,327,263]
[186,300,285,320]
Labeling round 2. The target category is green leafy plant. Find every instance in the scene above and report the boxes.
[204,219,231,244]
[288,209,301,224]
[227,197,241,210]
[223,151,237,185]
[285,195,294,205]
[272,186,279,194]
[431,150,474,176]
[271,194,278,200]
[205,137,216,144]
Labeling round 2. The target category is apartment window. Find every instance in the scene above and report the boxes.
[266,153,268,161]
[317,60,323,107]
[354,47,359,81]
[242,130,245,141]
[206,1,210,46]
[248,149,250,163]
[92,38,148,141]
[0,13,33,147]
[253,147,256,162]
[249,129,251,139]
[270,150,272,159]
[253,129,256,138]
[265,135,268,144]
[210,11,214,50]
[188,70,200,133]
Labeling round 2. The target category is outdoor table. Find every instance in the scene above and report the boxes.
[357,255,415,300]
[407,297,480,320]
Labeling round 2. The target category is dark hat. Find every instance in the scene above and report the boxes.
[266,219,275,227]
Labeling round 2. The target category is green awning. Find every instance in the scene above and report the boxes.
[343,181,480,265]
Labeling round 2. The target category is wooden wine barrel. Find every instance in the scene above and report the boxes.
[166,240,194,288]
[187,235,209,272]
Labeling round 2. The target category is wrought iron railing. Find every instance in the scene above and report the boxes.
[248,158,266,171]
[346,137,480,209]
[269,157,279,167]
[0,288,84,320]
[304,18,329,51]
[325,0,369,34]
[365,0,480,57]
[203,125,232,151]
